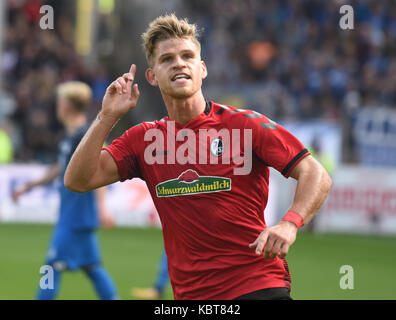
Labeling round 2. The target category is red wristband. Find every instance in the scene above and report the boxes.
[282,211,304,229]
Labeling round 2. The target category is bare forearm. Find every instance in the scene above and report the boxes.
[95,186,107,212]
[29,164,60,188]
[289,161,332,224]
[95,185,115,229]
[64,114,116,191]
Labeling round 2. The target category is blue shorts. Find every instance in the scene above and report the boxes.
[45,227,102,271]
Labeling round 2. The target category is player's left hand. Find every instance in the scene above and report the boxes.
[249,221,298,259]
[99,209,115,230]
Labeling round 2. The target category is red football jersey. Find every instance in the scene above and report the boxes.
[104,101,309,299]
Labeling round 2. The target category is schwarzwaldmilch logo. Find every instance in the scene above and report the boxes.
[156,169,231,197]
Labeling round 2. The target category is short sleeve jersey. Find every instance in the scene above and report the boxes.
[104,101,309,299]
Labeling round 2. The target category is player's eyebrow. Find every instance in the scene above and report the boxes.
[158,53,172,61]
[158,49,196,62]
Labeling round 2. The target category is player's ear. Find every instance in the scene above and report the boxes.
[201,61,208,80]
[145,68,158,87]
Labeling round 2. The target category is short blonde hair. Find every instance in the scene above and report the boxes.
[56,81,92,112]
[142,13,201,67]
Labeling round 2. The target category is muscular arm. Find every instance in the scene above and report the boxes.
[249,155,332,258]
[64,120,120,192]
[288,155,332,225]
[64,64,140,193]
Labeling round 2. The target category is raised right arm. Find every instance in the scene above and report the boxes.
[64,64,140,193]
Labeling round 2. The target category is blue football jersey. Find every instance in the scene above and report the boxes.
[57,125,99,230]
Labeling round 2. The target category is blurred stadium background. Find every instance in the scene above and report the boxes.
[0,0,395,300]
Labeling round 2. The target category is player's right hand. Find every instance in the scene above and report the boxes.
[100,64,140,125]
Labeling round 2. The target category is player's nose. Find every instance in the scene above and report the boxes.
[172,55,187,69]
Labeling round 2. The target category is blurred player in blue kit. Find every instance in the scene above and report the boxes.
[12,82,118,300]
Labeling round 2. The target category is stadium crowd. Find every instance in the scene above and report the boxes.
[1,0,396,163]
[179,0,396,121]
[1,0,109,163]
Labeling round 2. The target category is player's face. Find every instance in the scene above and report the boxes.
[146,37,207,99]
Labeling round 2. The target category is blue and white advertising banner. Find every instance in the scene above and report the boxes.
[352,107,396,167]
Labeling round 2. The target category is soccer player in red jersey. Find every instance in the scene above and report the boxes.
[64,14,332,300]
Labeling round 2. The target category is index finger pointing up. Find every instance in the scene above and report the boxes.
[129,64,136,78]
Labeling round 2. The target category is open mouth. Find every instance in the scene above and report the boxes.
[171,74,191,81]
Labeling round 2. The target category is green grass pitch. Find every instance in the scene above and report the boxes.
[0,223,395,300]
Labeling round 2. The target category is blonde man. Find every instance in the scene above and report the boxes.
[65,15,332,300]
[13,82,117,300]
